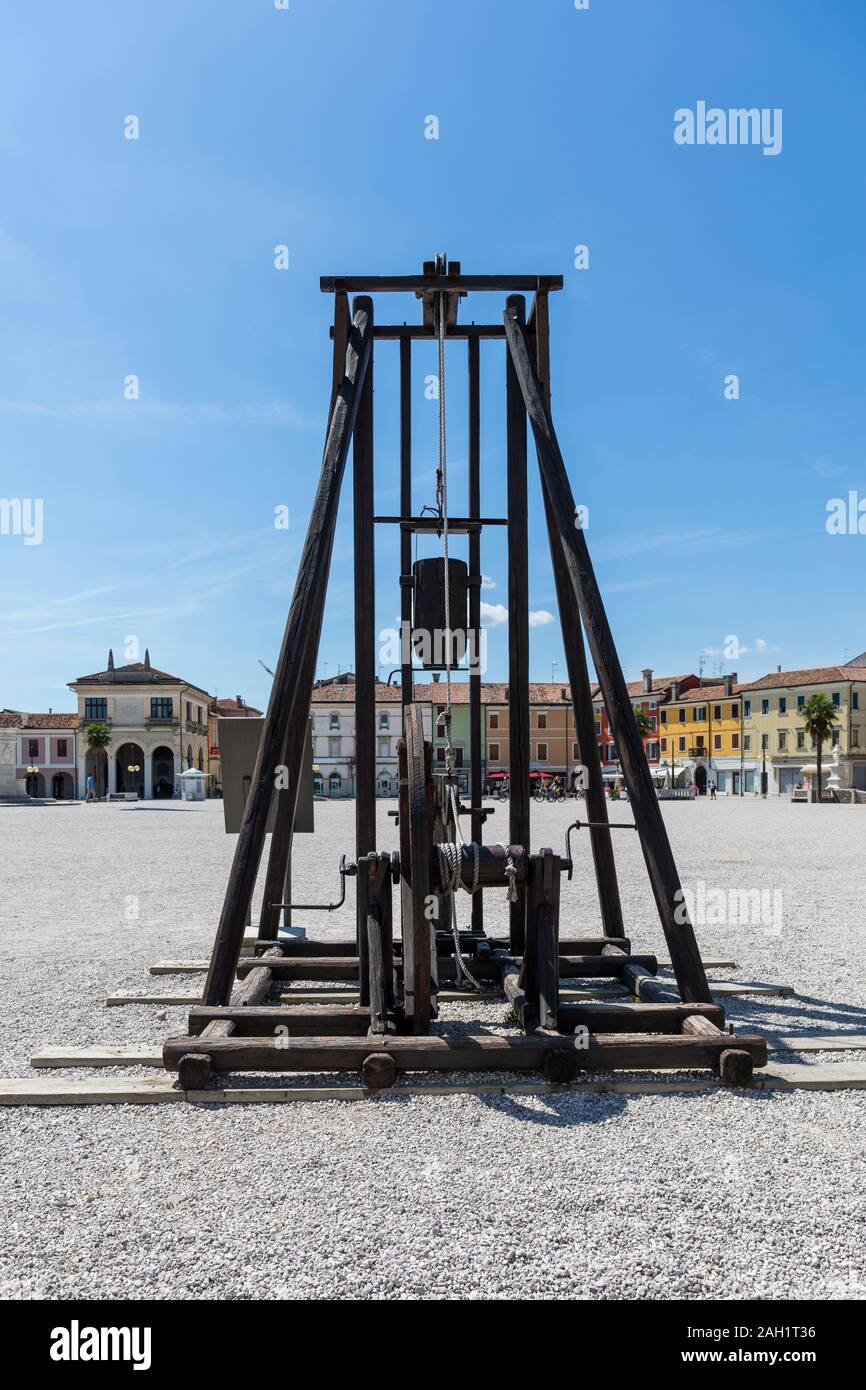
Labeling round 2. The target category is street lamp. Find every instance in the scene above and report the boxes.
[26,763,39,797]
[127,761,141,797]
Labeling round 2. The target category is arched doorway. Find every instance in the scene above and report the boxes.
[695,764,707,795]
[25,771,45,798]
[52,771,74,799]
[152,746,175,799]
[116,742,145,797]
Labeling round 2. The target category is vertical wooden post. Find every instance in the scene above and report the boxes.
[354,337,376,982]
[202,297,374,1006]
[503,304,711,1004]
[256,787,292,941]
[529,293,625,940]
[399,338,413,716]
[506,294,530,954]
[467,335,483,933]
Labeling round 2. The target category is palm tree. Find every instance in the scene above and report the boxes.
[799,694,839,802]
[84,722,111,800]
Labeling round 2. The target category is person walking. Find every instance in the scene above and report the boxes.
[85,773,96,803]
[708,778,717,801]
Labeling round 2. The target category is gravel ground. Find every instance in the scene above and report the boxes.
[0,795,864,1300]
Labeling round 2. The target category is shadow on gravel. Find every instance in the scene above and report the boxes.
[475,1090,629,1126]
[729,993,866,1032]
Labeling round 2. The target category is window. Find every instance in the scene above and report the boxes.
[761,734,769,751]
[832,692,840,707]
[328,737,340,758]
[797,695,805,710]
[606,744,616,761]
[678,736,686,752]
[678,709,686,723]
[660,738,668,753]
[594,721,601,736]
[537,711,548,730]
[647,742,659,760]
[572,742,579,760]
[695,734,704,747]
[852,727,861,748]
[186,701,192,721]
[743,734,751,751]
[198,748,204,771]
[797,730,805,750]
[832,729,841,746]
[379,712,389,730]
[378,738,389,757]
[85,698,107,721]
[778,731,787,751]
[329,773,341,793]
[853,692,860,711]
[648,715,656,730]
[713,705,722,720]
[731,733,739,750]
[761,699,769,716]
[329,712,340,729]
[730,703,739,719]
[151,698,172,719]
[713,734,722,751]
[693,707,705,722]
[489,711,499,729]
[537,743,548,761]
[488,742,500,762]
[660,709,667,724]
[778,697,786,715]
[744,700,751,718]
[28,738,39,758]
[58,739,67,757]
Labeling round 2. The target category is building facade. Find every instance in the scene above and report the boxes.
[593,670,696,786]
[69,650,211,799]
[658,676,747,794]
[310,673,431,797]
[739,666,866,794]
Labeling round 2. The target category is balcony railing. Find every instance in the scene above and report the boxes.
[145,716,179,729]
[688,746,708,758]
[184,720,207,734]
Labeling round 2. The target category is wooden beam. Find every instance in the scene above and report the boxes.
[503,303,712,1005]
[202,297,374,1006]
[506,295,530,954]
[468,333,483,934]
[321,273,564,294]
[164,1029,768,1075]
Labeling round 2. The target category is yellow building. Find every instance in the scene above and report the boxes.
[658,675,746,794]
[739,666,866,795]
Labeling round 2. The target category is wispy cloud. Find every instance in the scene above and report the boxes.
[593,527,762,564]
[604,576,671,594]
[0,398,320,430]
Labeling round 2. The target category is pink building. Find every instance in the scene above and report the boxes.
[1,712,80,798]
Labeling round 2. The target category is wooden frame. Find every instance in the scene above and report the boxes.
[166,257,764,1091]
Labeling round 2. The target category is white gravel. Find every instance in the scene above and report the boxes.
[0,796,864,1300]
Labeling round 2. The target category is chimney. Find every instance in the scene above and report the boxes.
[143,648,151,670]
[670,680,680,701]
[107,649,114,671]
[561,687,568,701]
[642,667,653,694]
[722,674,734,696]
[236,695,243,707]
[777,664,782,673]
[432,672,440,683]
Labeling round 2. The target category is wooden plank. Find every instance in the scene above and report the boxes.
[7,1062,866,1105]
[203,296,374,1007]
[504,304,712,1005]
[106,993,202,1007]
[353,347,376,878]
[767,1034,866,1053]
[31,1045,164,1068]
[711,981,793,998]
[0,1076,182,1105]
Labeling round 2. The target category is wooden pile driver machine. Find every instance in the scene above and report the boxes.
[164,256,767,1091]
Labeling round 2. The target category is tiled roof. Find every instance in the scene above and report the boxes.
[22,713,80,729]
[213,698,263,716]
[72,662,210,691]
[590,674,698,702]
[0,712,19,728]
[738,667,866,692]
[673,683,742,703]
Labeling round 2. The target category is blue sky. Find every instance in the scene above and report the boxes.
[2,0,865,713]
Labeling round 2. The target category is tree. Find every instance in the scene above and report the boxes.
[632,706,652,740]
[799,694,839,802]
[84,722,111,799]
